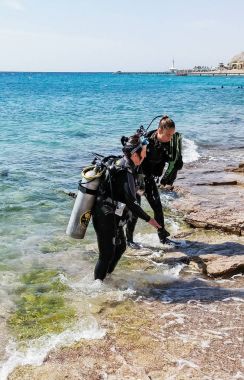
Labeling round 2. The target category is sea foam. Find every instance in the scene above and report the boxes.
[0,318,106,380]
[182,137,200,163]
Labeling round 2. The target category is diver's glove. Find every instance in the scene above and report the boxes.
[160,156,183,186]
[158,228,170,243]
[174,156,183,170]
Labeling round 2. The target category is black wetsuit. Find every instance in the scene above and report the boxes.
[92,157,150,280]
[126,130,183,243]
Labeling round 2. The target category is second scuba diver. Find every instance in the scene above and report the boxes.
[126,115,183,248]
[92,134,161,281]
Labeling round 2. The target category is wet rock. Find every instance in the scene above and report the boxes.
[7,159,244,380]
[198,254,244,277]
[9,298,244,380]
[162,252,190,265]
[173,231,193,239]
[225,163,244,173]
[188,260,203,272]
[196,180,238,186]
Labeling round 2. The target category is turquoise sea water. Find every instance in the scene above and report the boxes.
[0,72,243,377]
[1,73,243,256]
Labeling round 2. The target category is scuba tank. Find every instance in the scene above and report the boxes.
[66,165,104,239]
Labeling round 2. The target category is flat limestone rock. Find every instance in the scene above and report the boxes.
[172,162,244,236]
[198,254,244,277]
[185,211,244,236]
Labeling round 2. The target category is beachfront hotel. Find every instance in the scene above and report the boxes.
[182,51,244,76]
[229,52,244,70]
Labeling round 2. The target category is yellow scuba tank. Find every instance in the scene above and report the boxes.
[66,165,104,239]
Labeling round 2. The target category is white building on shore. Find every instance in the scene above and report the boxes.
[228,52,244,70]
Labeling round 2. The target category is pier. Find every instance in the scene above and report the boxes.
[114,71,172,75]
[114,70,244,76]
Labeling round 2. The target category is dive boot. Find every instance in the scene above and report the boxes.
[158,229,179,247]
[162,238,177,247]
[126,227,142,249]
[127,241,143,250]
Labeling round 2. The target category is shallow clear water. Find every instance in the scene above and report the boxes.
[1,73,243,258]
[0,72,243,378]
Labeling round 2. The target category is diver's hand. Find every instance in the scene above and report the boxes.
[148,219,161,229]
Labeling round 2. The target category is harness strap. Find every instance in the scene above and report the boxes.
[78,181,98,196]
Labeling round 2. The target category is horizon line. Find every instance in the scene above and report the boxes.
[0,70,172,74]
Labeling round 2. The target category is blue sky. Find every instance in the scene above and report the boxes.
[0,0,243,72]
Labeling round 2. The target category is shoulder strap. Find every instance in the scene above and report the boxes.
[114,157,134,174]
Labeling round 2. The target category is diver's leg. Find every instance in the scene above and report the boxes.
[126,214,138,242]
[126,194,142,249]
[92,206,115,281]
[107,227,126,274]
[144,176,170,243]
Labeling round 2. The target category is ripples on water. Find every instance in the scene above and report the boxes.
[0,73,243,378]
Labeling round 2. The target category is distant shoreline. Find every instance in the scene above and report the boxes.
[0,70,244,76]
[188,69,244,76]
[114,70,244,76]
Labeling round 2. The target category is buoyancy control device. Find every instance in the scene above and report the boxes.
[66,165,104,239]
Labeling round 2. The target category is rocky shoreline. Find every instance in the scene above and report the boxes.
[9,160,244,380]
[173,162,244,237]
[168,160,244,279]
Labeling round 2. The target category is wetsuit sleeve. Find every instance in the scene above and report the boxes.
[160,132,184,185]
[123,172,151,222]
[160,157,183,185]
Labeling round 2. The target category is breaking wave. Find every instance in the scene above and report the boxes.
[182,137,200,163]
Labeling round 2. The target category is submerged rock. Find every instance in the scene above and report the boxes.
[160,252,190,266]
[8,269,75,340]
[9,297,244,380]
[6,160,244,380]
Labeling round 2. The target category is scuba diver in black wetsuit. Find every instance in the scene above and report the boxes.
[92,134,161,281]
[126,115,183,249]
